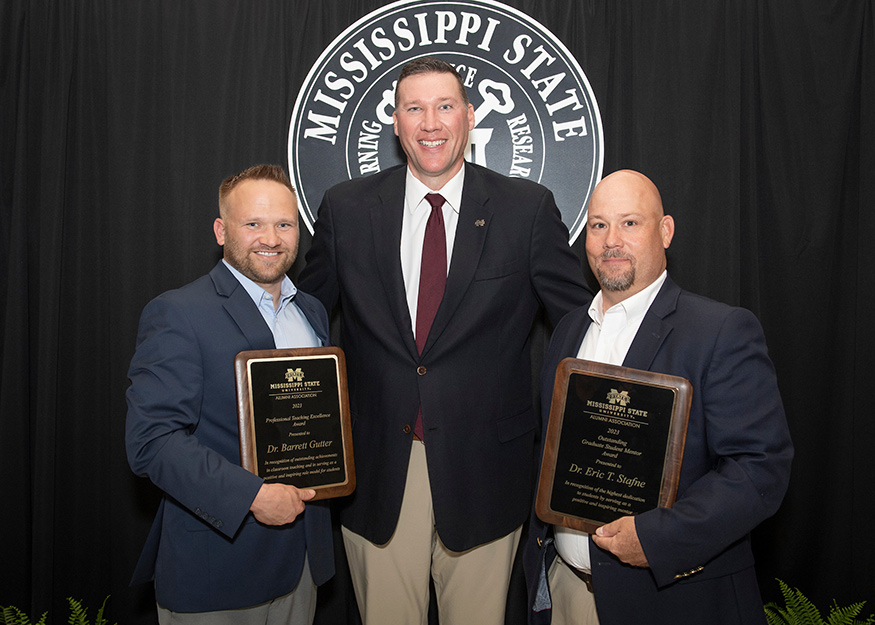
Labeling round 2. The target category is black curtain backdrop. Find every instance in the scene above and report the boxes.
[2,1,873,623]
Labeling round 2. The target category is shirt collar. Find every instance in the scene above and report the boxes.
[589,270,668,326]
[222,259,297,309]
[404,165,465,216]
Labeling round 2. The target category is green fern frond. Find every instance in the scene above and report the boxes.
[765,580,875,625]
[828,599,875,624]
[786,580,825,623]
[826,601,864,625]
[764,603,794,625]
[1,606,25,625]
[93,596,114,625]
[1,606,19,625]
[0,606,48,625]
[764,578,824,624]
[0,597,114,625]
[66,597,87,625]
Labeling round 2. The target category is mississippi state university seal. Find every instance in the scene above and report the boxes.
[288,0,603,243]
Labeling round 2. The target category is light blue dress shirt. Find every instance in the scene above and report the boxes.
[222,260,321,349]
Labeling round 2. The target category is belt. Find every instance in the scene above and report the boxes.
[565,561,594,592]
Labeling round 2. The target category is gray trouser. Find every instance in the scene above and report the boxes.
[157,556,316,625]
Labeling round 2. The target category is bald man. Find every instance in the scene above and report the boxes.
[524,170,793,624]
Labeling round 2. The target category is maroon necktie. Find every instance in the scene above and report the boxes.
[414,193,447,440]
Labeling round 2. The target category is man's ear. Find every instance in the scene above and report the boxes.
[213,218,225,246]
[661,215,675,249]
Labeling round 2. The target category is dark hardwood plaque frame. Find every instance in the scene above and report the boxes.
[235,347,355,500]
[536,358,691,533]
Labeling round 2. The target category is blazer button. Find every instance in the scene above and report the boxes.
[402,424,412,434]
[417,366,427,375]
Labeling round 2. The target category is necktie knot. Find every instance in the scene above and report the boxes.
[425,193,445,211]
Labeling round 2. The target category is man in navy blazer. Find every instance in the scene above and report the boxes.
[525,170,793,624]
[126,165,333,621]
[298,58,591,624]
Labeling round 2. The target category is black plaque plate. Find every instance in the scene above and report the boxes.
[235,347,355,500]
[536,358,691,533]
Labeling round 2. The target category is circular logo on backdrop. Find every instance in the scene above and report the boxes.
[288,0,603,243]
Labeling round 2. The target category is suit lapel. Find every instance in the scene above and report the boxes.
[421,163,492,355]
[564,315,593,358]
[210,262,275,349]
[622,277,680,371]
[295,293,329,346]
[370,168,419,359]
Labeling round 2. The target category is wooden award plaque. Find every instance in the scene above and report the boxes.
[536,358,691,533]
[235,347,355,500]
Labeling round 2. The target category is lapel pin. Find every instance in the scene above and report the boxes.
[475,219,486,227]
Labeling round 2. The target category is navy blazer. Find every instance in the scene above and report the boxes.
[126,261,334,613]
[524,275,793,624]
[299,162,592,551]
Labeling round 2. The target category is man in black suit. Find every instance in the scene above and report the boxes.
[298,57,591,625]
[524,169,793,624]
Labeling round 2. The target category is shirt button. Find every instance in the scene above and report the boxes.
[417,366,427,375]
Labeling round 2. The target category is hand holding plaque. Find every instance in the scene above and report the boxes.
[536,358,691,534]
[235,347,355,500]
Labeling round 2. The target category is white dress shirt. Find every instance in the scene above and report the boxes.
[554,270,668,572]
[399,167,464,337]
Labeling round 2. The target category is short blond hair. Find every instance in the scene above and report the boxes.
[218,164,295,218]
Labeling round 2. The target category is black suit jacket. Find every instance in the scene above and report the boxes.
[299,162,592,550]
[126,262,334,612]
[524,275,793,624]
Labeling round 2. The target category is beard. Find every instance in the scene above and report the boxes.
[224,237,296,286]
[595,250,635,292]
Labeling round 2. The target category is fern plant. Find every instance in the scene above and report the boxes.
[0,597,114,625]
[765,579,875,625]
[65,596,114,625]
[0,606,47,625]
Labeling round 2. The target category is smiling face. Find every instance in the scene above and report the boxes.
[393,70,475,190]
[585,170,675,309]
[213,178,299,300]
